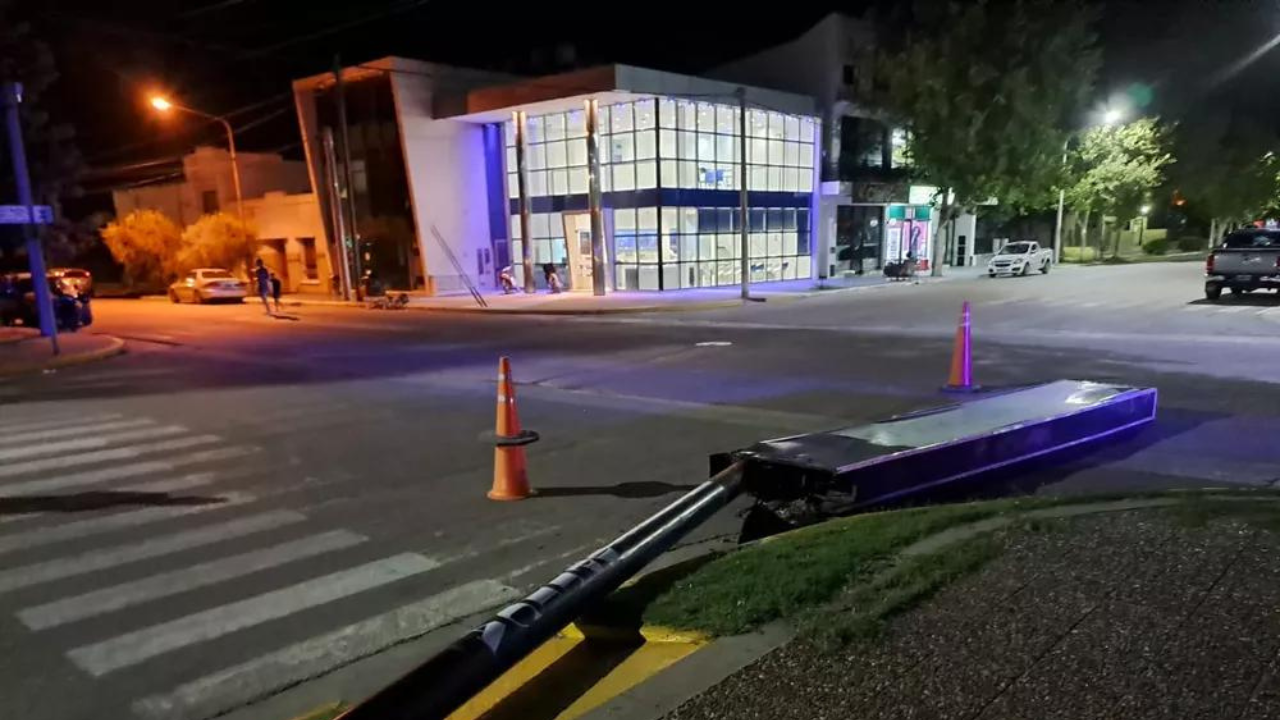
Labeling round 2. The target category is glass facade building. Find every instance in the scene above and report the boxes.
[504,97,819,291]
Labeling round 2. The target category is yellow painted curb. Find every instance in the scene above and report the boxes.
[444,623,709,720]
[288,700,347,720]
[0,335,126,377]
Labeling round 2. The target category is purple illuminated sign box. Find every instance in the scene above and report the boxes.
[714,380,1157,522]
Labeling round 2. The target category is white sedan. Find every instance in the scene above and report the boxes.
[168,268,248,304]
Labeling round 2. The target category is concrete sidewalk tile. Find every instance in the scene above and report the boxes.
[0,333,126,377]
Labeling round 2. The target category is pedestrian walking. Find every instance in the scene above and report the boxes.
[254,259,271,314]
[270,273,283,312]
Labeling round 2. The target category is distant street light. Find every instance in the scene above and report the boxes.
[148,94,243,219]
[1138,205,1150,250]
[1053,106,1129,263]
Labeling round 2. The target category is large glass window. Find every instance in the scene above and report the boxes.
[522,109,589,198]
[656,205,810,288]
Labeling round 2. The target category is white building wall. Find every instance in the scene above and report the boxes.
[391,70,495,293]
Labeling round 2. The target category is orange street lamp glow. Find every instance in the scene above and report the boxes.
[149,96,172,111]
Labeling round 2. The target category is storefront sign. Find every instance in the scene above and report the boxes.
[851,181,907,204]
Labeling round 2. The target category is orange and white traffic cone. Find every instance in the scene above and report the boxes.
[943,301,980,392]
[489,356,539,501]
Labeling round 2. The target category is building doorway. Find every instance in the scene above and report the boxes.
[562,212,594,292]
[258,239,289,289]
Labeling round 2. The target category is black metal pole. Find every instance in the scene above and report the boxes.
[2,82,58,354]
[337,461,745,720]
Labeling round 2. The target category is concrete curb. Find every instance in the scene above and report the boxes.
[0,329,38,346]
[576,492,1277,720]
[0,335,126,377]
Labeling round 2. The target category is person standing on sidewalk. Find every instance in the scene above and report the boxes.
[270,273,283,312]
[254,259,271,314]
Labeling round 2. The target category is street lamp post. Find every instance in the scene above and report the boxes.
[1138,204,1150,251]
[149,96,243,219]
[1053,108,1126,264]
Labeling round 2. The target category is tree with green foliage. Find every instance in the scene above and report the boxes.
[1169,111,1279,247]
[876,0,1100,275]
[100,210,182,289]
[1064,118,1173,256]
[177,212,258,276]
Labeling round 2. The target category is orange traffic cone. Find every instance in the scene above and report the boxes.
[489,356,539,501]
[943,301,980,392]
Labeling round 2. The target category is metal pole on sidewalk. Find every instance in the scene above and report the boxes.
[737,87,749,301]
[321,127,352,301]
[2,82,58,355]
[334,56,363,301]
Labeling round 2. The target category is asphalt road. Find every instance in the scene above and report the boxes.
[1,260,1278,720]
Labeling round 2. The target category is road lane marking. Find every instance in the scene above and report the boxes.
[0,413,124,434]
[19,530,366,630]
[0,445,259,496]
[69,552,439,676]
[0,435,222,479]
[0,491,255,556]
[132,579,521,720]
[0,425,188,462]
[0,418,156,447]
[0,510,304,595]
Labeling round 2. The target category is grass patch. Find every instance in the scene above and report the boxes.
[807,532,1005,646]
[642,501,1023,636]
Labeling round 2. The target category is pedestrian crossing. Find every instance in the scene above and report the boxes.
[0,404,545,720]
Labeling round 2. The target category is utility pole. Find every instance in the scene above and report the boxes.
[3,82,58,354]
[322,127,352,300]
[334,56,363,300]
[736,87,749,300]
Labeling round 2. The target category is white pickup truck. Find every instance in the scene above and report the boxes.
[987,241,1052,277]
[1204,228,1280,300]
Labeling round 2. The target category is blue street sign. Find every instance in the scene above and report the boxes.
[0,204,53,224]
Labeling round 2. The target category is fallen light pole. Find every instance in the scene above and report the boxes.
[717,380,1157,527]
[337,461,745,720]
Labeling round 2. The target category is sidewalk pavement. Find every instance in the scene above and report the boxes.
[282,268,984,315]
[0,328,125,377]
[663,500,1280,720]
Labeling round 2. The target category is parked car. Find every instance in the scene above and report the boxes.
[0,272,93,331]
[1203,228,1280,301]
[988,241,1052,277]
[50,268,93,297]
[168,268,248,304]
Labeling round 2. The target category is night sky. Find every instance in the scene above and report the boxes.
[23,0,1280,212]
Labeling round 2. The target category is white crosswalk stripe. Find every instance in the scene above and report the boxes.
[69,552,439,676]
[19,530,367,630]
[0,434,222,479]
[0,444,259,496]
[132,579,521,720]
[0,412,123,434]
[0,510,305,594]
[0,424,188,462]
[0,491,255,556]
[0,418,156,447]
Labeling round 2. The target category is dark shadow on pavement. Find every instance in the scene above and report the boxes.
[1186,294,1280,307]
[270,313,302,321]
[0,491,226,514]
[535,481,699,499]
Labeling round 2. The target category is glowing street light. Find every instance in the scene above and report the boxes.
[1140,204,1151,216]
[147,94,242,218]
[1053,105,1131,263]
